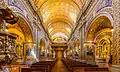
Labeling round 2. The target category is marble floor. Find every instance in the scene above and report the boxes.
[51,58,69,72]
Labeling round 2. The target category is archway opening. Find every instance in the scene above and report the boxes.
[73,39,80,60]
[86,16,113,63]
[66,45,73,59]
[39,39,46,57]
[74,39,80,52]
[7,16,33,58]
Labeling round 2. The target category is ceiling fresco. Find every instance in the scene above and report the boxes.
[33,0,86,43]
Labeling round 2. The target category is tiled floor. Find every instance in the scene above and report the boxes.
[51,58,69,72]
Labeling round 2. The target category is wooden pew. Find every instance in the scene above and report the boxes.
[21,68,47,72]
[31,65,50,72]
[29,60,56,72]
[71,65,98,72]
[84,67,109,72]
[21,59,57,72]
[62,58,99,72]
[32,60,56,70]
[62,58,110,72]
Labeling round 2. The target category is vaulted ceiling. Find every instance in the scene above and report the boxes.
[33,0,86,43]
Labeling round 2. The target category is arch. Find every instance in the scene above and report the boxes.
[66,44,73,56]
[7,17,34,57]
[8,28,25,41]
[7,5,34,41]
[74,39,80,51]
[95,36,112,62]
[1,2,35,58]
[39,38,46,50]
[8,6,26,17]
[85,14,113,62]
[7,16,33,42]
[86,15,113,41]
[39,38,46,57]
[16,17,33,41]
[86,12,113,35]
[95,12,113,26]
[94,28,112,42]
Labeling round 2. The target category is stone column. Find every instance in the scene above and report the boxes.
[36,27,39,59]
[80,24,85,60]
[113,0,120,65]
[79,28,82,60]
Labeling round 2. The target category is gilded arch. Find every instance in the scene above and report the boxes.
[86,14,113,62]
[8,17,33,42]
[39,39,46,50]
[74,39,80,51]
[86,16,113,41]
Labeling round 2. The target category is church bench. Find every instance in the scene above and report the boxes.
[84,67,109,72]
[31,65,51,72]
[21,68,47,72]
[30,60,56,72]
[62,58,99,72]
[32,62,55,70]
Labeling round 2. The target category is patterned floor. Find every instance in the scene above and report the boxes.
[51,58,69,72]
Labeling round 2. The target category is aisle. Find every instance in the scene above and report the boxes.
[51,58,69,72]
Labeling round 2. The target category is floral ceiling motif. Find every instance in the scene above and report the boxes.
[33,0,86,42]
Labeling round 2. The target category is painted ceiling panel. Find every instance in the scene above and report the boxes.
[50,29,70,36]
[51,32,68,40]
[48,22,71,29]
[41,2,79,24]
[33,0,86,42]
[46,17,73,27]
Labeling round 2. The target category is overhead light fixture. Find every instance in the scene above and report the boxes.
[48,28,53,33]
[69,11,77,23]
[87,41,93,43]
[5,29,8,32]
[111,29,114,32]
[28,40,31,42]
[34,44,36,46]
[66,27,71,33]
[51,32,68,39]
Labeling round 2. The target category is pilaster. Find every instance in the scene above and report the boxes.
[80,24,85,60]
[113,0,120,65]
